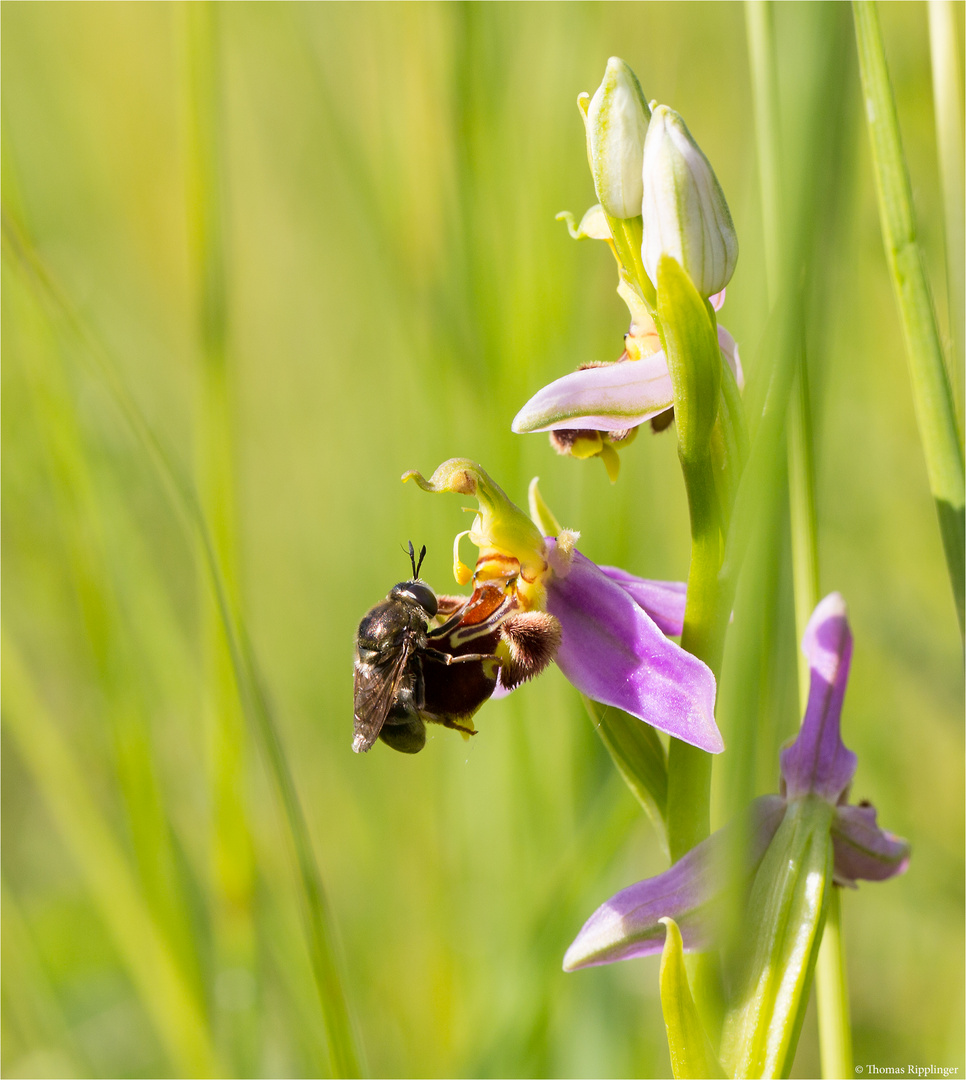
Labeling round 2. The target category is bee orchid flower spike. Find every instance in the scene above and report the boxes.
[401,459,723,753]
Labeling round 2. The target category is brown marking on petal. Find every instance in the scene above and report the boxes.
[498,611,561,690]
[420,582,511,722]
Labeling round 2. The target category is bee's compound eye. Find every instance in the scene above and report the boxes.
[394,581,438,618]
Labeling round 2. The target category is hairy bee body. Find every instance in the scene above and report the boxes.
[353,544,561,755]
[352,563,510,754]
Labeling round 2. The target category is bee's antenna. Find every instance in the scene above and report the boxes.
[406,540,417,579]
[415,544,427,578]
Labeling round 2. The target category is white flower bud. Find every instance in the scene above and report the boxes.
[586,57,650,221]
[641,105,738,296]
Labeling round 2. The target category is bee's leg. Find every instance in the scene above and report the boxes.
[440,716,477,737]
[421,647,503,667]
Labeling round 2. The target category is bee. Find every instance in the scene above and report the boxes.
[352,543,506,754]
[352,542,562,755]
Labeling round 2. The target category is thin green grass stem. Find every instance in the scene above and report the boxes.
[747,4,852,1073]
[746,0,819,706]
[787,357,820,712]
[928,0,965,413]
[185,6,259,1067]
[815,888,853,1080]
[1,213,365,1080]
[853,0,966,636]
[12,293,206,1002]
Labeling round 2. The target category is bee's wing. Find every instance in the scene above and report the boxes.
[352,640,414,753]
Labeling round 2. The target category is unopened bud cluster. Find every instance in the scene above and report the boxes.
[584,56,738,296]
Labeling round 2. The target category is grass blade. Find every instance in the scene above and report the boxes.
[853,0,966,635]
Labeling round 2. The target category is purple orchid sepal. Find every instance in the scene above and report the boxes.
[544,543,721,753]
[595,566,686,636]
[564,592,910,972]
[779,592,857,803]
[562,795,785,970]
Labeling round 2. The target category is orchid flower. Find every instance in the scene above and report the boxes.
[511,285,742,440]
[563,593,909,972]
[512,209,741,482]
[402,459,723,754]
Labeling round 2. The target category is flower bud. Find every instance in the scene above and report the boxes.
[641,105,738,296]
[586,58,651,221]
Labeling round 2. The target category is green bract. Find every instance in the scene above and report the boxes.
[719,796,835,1078]
[656,254,722,465]
[659,918,725,1079]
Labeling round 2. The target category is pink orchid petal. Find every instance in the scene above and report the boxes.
[512,324,741,435]
[545,545,722,753]
[718,324,744,390]
[832,803,911,887]
[780,593,858,803]
[597,566,687,636]
[511,354,674,434]
[563,796,785,969]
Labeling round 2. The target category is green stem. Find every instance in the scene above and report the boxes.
[816,889,853,1078]
[788,353,820,711]
[667,453,726,862]
[853,0,966,635]
[748,5,852,1073]
[928,0,965,415]
[185,8,259,1069]
[746,1,819,703]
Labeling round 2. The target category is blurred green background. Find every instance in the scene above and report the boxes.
[2,2,962,1077]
